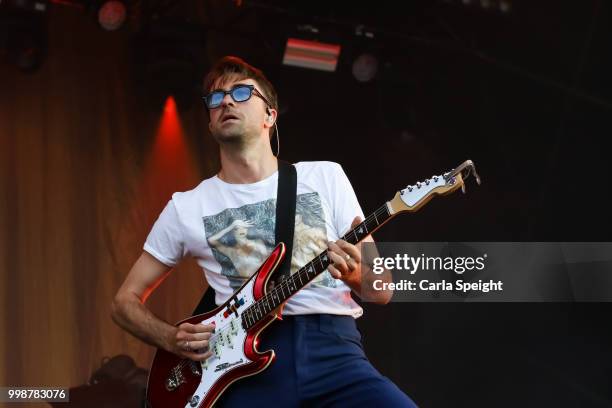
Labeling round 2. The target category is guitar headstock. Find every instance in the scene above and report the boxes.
[388,160,481,214]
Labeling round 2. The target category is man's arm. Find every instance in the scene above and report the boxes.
[111,251,214,361]
[327,216,394,305]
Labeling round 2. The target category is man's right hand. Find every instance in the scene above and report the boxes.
[170,323,216,362]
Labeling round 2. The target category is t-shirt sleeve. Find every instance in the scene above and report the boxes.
[331,163,366,237]
[143,199,185,267]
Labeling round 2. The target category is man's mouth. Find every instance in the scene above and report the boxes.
[221,113,240,123]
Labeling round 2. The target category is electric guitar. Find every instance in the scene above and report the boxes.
[146,160,481,408]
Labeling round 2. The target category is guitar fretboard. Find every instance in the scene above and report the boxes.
[242,202,392,329]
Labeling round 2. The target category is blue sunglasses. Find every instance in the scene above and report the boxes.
[202,84,272,110]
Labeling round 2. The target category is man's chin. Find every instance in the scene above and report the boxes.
[213,131,243,144]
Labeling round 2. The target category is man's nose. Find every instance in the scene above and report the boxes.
[220,92,235,107]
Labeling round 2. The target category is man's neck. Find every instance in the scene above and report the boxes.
[217,143,278,184]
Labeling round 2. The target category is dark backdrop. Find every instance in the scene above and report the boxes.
[1,1,611,406]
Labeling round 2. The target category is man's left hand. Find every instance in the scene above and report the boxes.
[327,216,363,282]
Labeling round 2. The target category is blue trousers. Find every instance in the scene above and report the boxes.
[217,314,417,407]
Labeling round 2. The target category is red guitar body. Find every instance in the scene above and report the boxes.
[146,243,286,408]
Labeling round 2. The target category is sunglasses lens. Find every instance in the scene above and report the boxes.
[232,86,252,102]
[206,92,224,108]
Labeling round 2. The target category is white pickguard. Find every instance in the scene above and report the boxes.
[183,280,258,408]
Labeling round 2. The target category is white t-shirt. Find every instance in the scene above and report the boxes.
[144,161,364,318]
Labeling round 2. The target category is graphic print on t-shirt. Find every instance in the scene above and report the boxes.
[203,192,337,290]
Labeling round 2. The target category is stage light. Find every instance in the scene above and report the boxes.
[282,38,341,72]
[97,0,126,31]
[352,53,378,82]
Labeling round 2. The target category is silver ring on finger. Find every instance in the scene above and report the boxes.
[185,340,190,351]
[344,254,351,261]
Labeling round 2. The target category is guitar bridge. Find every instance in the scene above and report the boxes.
[189,360,202,376]
[165,366,186,391]
[165,360,202,391]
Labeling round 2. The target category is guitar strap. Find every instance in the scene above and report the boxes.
[192,160,297,316]
[273,160,297,282]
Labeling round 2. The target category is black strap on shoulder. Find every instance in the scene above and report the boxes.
[274,160,297,282]
[192,160,297,316]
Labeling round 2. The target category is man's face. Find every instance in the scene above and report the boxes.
[207,75,269,145]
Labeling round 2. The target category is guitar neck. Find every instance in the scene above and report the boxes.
[243,202,394,329]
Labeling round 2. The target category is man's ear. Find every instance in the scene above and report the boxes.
[265,108,277,127]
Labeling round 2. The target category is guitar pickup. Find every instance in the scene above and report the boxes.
[224,332,234,349]
[229,320,239,335]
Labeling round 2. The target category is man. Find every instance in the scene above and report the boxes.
[111,56,417,407]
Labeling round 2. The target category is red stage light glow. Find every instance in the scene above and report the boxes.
[122,96,200,234]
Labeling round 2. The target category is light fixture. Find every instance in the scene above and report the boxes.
[282,38,341,72]
[352,53,378,82]
[97,0,127,31]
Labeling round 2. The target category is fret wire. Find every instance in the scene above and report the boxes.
[299,270,307,285]
[280,276,292,298]
[365,218,376,230]
[290,276,297,292]
[265,296,272,313]
[269,294,276,309]
[344,205,386,241]
[262,299,269,315]
[280,277,292,300]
